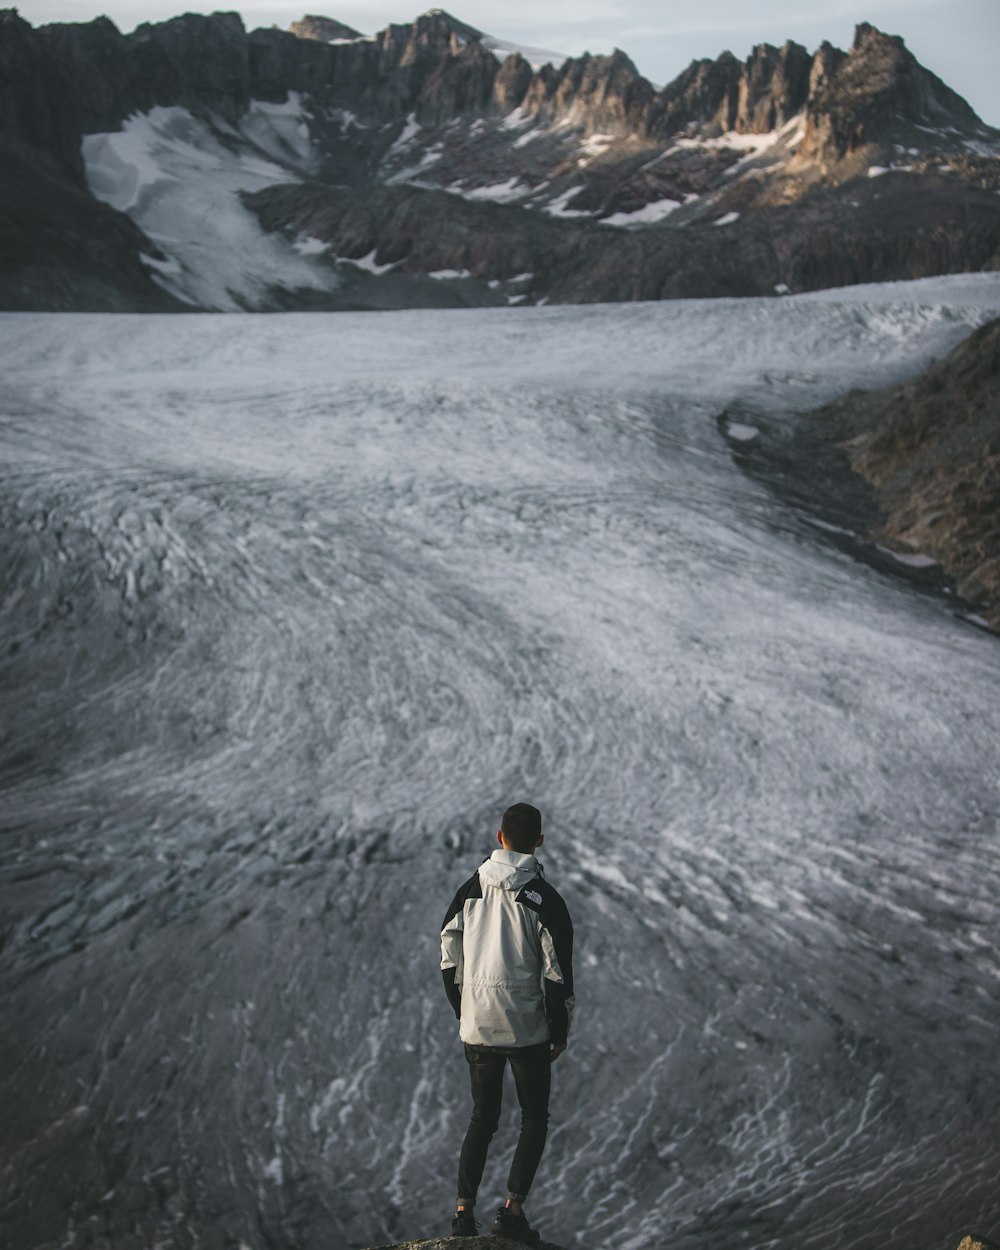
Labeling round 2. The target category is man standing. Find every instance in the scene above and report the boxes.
[440,803,575,1243]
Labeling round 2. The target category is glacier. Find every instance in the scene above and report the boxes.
[1,276,999,1250]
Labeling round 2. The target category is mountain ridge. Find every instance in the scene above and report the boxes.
[1,7,998,310]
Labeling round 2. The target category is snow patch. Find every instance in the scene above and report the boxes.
[500,107,532,131]
[391,114,422,151]
[82,102,338,311]
[869,163,918,177]
[964,137,1000,158]
[714,211,740,226]
[577,133,616,159]
[542,187,594,218]
[140,252,183,277]
[447,176,532,203]
[513,126,543,149]
[341,250,398,275]
[293,235,330,256]
[782,116,806,149]
[387,143,444,183]
[329,108,366,130]
[601,198,682,227]
[666,128,788,172]
[482,35,566,71]
[727,423,760,442]
[876,546,938,569]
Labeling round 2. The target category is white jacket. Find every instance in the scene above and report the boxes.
[440,849,575,1048]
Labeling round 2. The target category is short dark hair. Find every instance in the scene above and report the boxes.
[500,803,542,853]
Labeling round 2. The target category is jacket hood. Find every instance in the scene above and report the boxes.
[478,849,541,892]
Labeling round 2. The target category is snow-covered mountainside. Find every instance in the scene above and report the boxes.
[3,276,1000,1250]
[1,8,998,310]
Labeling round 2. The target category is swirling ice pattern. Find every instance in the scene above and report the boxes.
[1,286,999,1250]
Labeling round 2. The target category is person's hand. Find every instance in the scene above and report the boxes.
[549,1043,567,1063]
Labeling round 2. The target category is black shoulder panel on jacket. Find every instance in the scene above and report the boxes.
[532,877,574,997]
[441,867,483,930]
[514,880,545,913]
[530,877,572,933]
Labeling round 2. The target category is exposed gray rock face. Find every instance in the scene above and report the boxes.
[736,40,812,132]
[1,7,998,310]
[0,146,185,311]
[843,316,1000,629]
[360,1236,565,1250]
[645,41,813,137]
[245,170,1000,307]
[518,48,654,134]
[288,14,361,42]
[752,316,1000,632]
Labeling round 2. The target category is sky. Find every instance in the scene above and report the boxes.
[15,0,1000,126]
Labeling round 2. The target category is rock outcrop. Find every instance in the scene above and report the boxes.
[288,13,361,42]
[365,1232,1000,1250]
[842,316,1000,628]
[724,314,1000,631]
[360,1236,565,1250]
[957,1236,1000,1250]
[795,21,986,169]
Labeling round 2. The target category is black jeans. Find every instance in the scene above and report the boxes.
[457,1041,551,1205]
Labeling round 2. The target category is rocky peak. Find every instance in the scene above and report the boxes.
[415,35,497,125]
[388,8,482,62]
[417,9,484,43]
[797,20,985,166]
[288,14,362,42]
[540,48,653,133]
[646,50,743,136]
[843,20,979,126]
[736,40,811,132]
[492,50,533,112]
[807,41,847,96]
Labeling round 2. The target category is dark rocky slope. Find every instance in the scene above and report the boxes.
[0,8,184,309]
[361,1237,563,1250]
[841,316,1000,629]
[0,148,186,311]
[0,7,998,310]
[733,315,1000,632]
[364,1234,999,1250]
[246,167,1000,305]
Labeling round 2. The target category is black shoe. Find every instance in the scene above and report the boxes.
[452,1208,480,1237]
[491,1206,541,1244]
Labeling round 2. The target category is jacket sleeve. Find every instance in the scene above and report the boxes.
[539,893,575,1046]
[440,880,469,1020]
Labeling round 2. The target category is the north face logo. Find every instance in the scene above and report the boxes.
[523,889,542,905]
